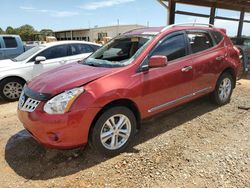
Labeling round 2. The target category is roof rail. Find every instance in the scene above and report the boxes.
[161,23,215,32]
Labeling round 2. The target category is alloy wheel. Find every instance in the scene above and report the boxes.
[3,82,23,100]
[218,77,232,102]
[100,114,131,150]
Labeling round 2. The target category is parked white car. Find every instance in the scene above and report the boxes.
[0,41,101,101]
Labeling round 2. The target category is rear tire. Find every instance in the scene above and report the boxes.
[90,106,137,156]
[210,72,233,105]
[0,78,25,101]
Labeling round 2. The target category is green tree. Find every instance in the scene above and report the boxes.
[5,26,16,34]
[16,24,36,41]
[0,27,4,34]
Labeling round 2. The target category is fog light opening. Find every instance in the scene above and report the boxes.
[47,132,59,142]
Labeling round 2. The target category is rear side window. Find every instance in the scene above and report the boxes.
[69,44,94,55]
[3,37,17,48]
[187,31,213,53]
[39,45,68,60]
[211,31,224,44]
[152,34,187,62]
[90,44,100,51]
[80,44,93,53]
[69,44,80,55]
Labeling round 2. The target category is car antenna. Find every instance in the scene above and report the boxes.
[193,18,197,26]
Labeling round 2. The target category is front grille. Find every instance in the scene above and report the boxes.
[19,91,40,112]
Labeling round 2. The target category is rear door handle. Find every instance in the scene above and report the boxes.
[216,56,224,61]
[181,66,193,72]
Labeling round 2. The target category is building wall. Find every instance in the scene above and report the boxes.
[88,25,144,42]
[54,24,144,42]
[55,30,89,41]
[71,30,90,41]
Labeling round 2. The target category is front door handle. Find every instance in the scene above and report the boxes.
[60,60,66,64]
[216,56,224,61]
[181,66,193,72]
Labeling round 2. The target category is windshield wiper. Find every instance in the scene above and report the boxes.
[84,62,99,67]
[11,58,17,62]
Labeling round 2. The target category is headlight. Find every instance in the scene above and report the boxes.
[44,87,84,114]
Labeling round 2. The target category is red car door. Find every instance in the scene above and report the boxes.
[137,31,195,116]
[186,30,226,93]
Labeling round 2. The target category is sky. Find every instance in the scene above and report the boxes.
[1,0,250,37]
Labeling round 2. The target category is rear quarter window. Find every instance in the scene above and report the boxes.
[211,31,224,44]
[3,37,18,48]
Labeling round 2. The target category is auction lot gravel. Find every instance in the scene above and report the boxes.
[0,77,249,188]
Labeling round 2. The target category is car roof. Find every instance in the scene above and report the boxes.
[124,27,164,36]
[43,40,101,48]
[124,24,222,36]
[0,34,21,37]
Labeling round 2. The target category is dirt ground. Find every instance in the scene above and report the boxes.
[0,76,249,188]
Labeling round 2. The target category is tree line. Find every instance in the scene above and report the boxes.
[0,24,53,41]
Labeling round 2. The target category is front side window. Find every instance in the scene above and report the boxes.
[82,35,154,67]
[38,45,68,60]
[187,31,213,53]
[3,37,17,48]
[151,34,187,62]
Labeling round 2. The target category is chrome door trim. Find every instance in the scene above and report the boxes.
[148,87,212,113]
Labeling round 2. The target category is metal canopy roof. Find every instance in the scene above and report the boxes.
[159,0,250,38]
[161,0,250,12]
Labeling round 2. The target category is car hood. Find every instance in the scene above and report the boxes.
[0,59,20,69]
[27,62,120,95]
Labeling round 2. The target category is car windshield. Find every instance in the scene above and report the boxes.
[82,35,154,67]
[13,46,45,62]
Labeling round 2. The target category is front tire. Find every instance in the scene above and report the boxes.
[90,106,137,156]
[210,72,233,105]
[0,78,25,101]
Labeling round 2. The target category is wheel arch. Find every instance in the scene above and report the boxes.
[88,98,141,141]
[0,76,27,85]
[220,67,236,88]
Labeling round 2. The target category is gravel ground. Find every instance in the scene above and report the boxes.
[0,76,249,188]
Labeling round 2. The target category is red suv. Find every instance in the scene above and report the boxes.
[17,24,241,156]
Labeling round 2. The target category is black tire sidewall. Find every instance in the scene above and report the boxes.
[212,73,233,105]
[90,106,137,156]
[0,78,25,101]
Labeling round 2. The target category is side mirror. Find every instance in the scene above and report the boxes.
[35,56,46,64]
[148,55,168,68]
